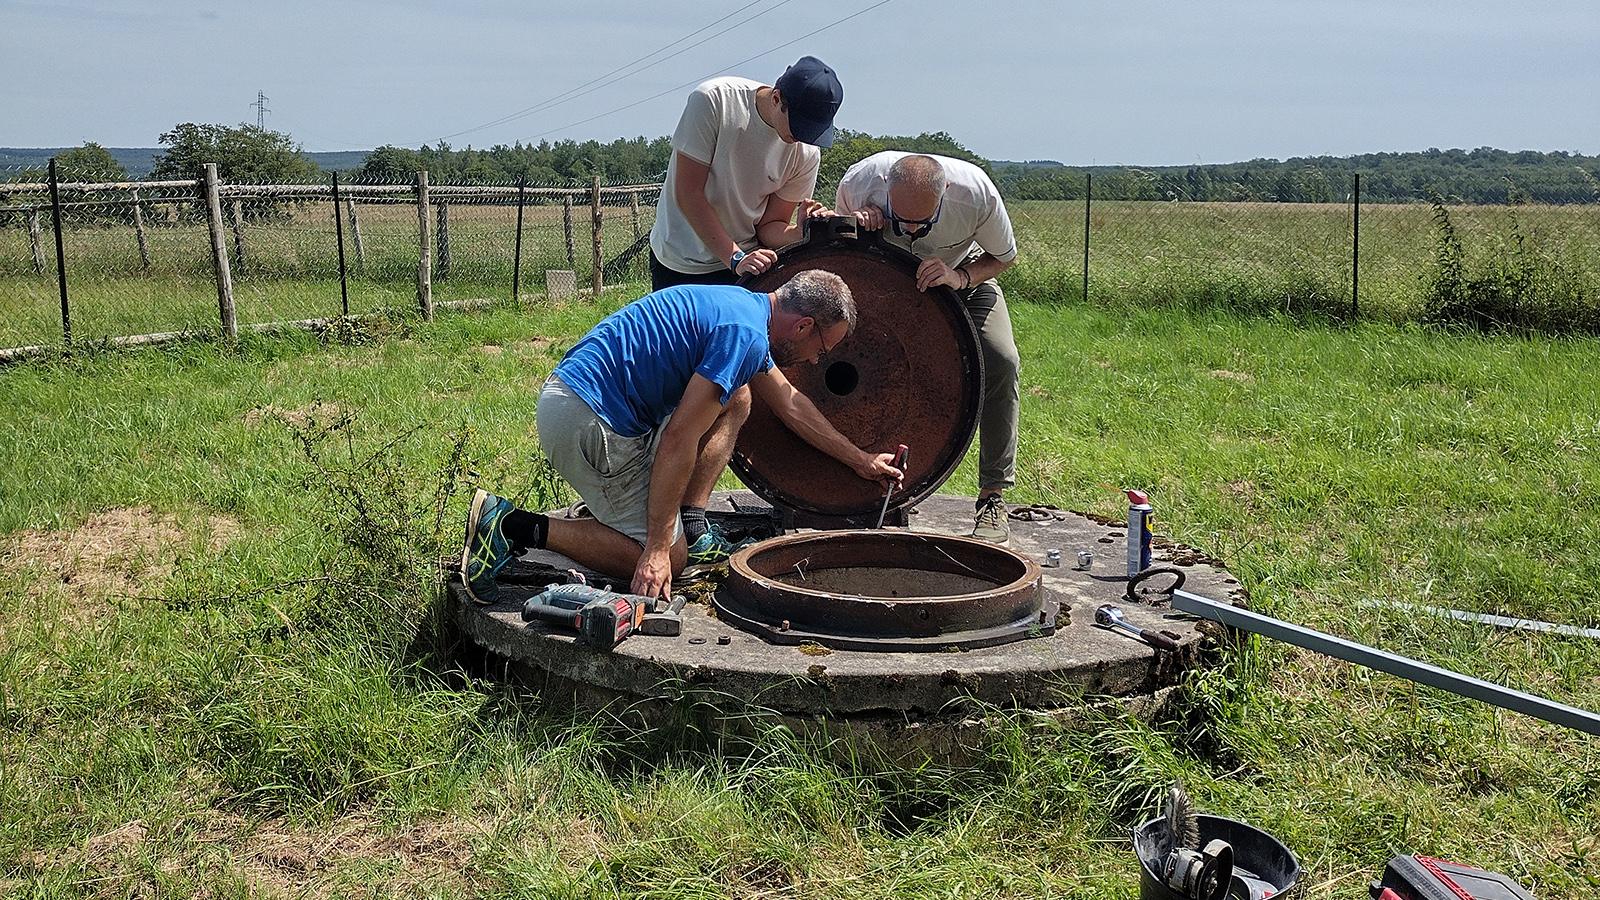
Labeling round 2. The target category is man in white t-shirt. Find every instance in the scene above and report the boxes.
[835,151,1021,544]
[647,55,843,559]
[648,56,842,293]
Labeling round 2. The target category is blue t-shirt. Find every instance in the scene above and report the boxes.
[553,284,774,438]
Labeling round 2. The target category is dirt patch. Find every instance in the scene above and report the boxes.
[1210,369,1255,383]
[46,811,487,899]
[245,401,350,430]
[1,506,242,625]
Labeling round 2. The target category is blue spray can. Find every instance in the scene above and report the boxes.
[1123,488,1153,577]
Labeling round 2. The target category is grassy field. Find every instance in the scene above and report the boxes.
[6,196,1600,351]
[2,287,1598,898]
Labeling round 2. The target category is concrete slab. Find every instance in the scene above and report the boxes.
[450,491,1244,726]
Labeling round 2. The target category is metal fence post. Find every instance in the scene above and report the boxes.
[563,194,576,269]
[513,177,527,303]
[1082,172,1092,304]
[48,158,71,344]
[333,172,349,317]
[416,170,433,321]
[591,175,603,297]
[201,162,236,339]
[1352,172,1360,320]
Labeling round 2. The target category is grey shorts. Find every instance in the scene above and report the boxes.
[536,375,680,546]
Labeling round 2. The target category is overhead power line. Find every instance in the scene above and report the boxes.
[425,0,797,145]
[514,0,897,145]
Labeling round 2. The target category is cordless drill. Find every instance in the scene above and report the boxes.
[521,584,648,650]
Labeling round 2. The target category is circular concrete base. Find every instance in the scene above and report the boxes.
[451,492,1243,745]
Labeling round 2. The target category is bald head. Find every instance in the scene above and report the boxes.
[887,154,946,225]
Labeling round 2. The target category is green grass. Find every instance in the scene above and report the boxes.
[2,291,1598,897]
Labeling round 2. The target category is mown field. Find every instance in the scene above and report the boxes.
[2,283,1597,897]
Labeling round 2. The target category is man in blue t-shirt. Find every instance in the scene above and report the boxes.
[460,269,903,602]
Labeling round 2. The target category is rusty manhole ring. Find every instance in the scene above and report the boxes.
[716,530,1055,651]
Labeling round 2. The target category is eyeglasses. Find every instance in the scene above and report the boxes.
[886,194,943,237]
[817,325,838,361]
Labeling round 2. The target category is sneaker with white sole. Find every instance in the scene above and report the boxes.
[461,489,516,605]
[971,495,1010,544]
[686,526,755,565]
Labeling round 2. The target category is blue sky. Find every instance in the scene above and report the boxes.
[3,0,1596,164]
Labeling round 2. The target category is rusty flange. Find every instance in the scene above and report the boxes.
[733,217,982,524]
[716,530,1053,652]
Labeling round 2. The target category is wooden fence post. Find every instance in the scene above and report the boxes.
[563,194,576,269]
[435,200,451,281]
[591,175,603,296]
[346,199,365,273]
[202,163,237,338]
[416,170,433,321]
[28,208,45,274]
[630,190,641,240]
[230,199,248,277]
[131,189,151,272]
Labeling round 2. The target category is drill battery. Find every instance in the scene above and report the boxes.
[1370,855,1533,900]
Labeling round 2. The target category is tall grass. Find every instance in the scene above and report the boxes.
[2,291,1598,896]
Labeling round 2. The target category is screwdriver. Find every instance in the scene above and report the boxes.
[874,444,909,529]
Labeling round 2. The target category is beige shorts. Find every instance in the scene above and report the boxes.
[536,375,680,546]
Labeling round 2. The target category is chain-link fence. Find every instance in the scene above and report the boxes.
[0,164,661,356]
[1003,169,1600,331]
[6,161,1600,357]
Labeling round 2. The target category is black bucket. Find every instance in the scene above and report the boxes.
[1132,814,1301,900]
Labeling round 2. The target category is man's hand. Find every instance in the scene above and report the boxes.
[631,546,674,601]
[915,257,966,292]
[854,450,904,487]
[800,198,835,219]
[850,204,885,231]
[733,247,778,277]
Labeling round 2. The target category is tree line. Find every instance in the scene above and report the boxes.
[13,123,1600,205]
[991,148,1600,205]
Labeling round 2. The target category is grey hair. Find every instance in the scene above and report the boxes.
[774,268,856,334]
[888,154,947,205]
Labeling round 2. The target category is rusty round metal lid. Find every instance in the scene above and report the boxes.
[732,217,982,519]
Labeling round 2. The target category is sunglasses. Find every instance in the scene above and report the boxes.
[886,194,943,237]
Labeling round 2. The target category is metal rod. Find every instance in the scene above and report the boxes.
[513,177,526,303]
[1359,599,1600,641]
[1172,589,1600,736]
[1082,172,1091,304]
[1351,172,1360,319]
[332,172,349,317]
[48,158,70,344]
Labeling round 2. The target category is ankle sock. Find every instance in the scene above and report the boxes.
[502,510,549,552]
[680,505,709,542]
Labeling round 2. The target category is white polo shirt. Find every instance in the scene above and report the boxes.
[835,151,1017,270]
[649,77,821,274]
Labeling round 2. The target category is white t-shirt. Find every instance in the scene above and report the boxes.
[835,151,1017,270]
[649,77,821,274]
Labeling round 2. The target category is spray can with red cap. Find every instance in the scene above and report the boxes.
[1124,488,1153,577]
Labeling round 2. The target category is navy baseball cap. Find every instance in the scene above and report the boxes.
[774,56,843,148]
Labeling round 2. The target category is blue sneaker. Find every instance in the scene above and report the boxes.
[686,526,755,565]
[461,489,516,605]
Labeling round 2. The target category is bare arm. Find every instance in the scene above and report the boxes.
[915,252,1016,292]
[632,374,726,598]
[750,367,902,485]
[756,195,832,250]
[673,152,779,278]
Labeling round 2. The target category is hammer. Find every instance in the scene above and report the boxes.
[1095,605,1180,652]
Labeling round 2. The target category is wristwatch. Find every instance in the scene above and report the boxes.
[729,249,746,271]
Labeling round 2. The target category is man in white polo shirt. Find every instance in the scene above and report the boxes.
[834,151,1021,544]
[647,55,843,561]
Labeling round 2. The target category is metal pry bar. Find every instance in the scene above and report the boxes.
[1172,589,1600,737]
